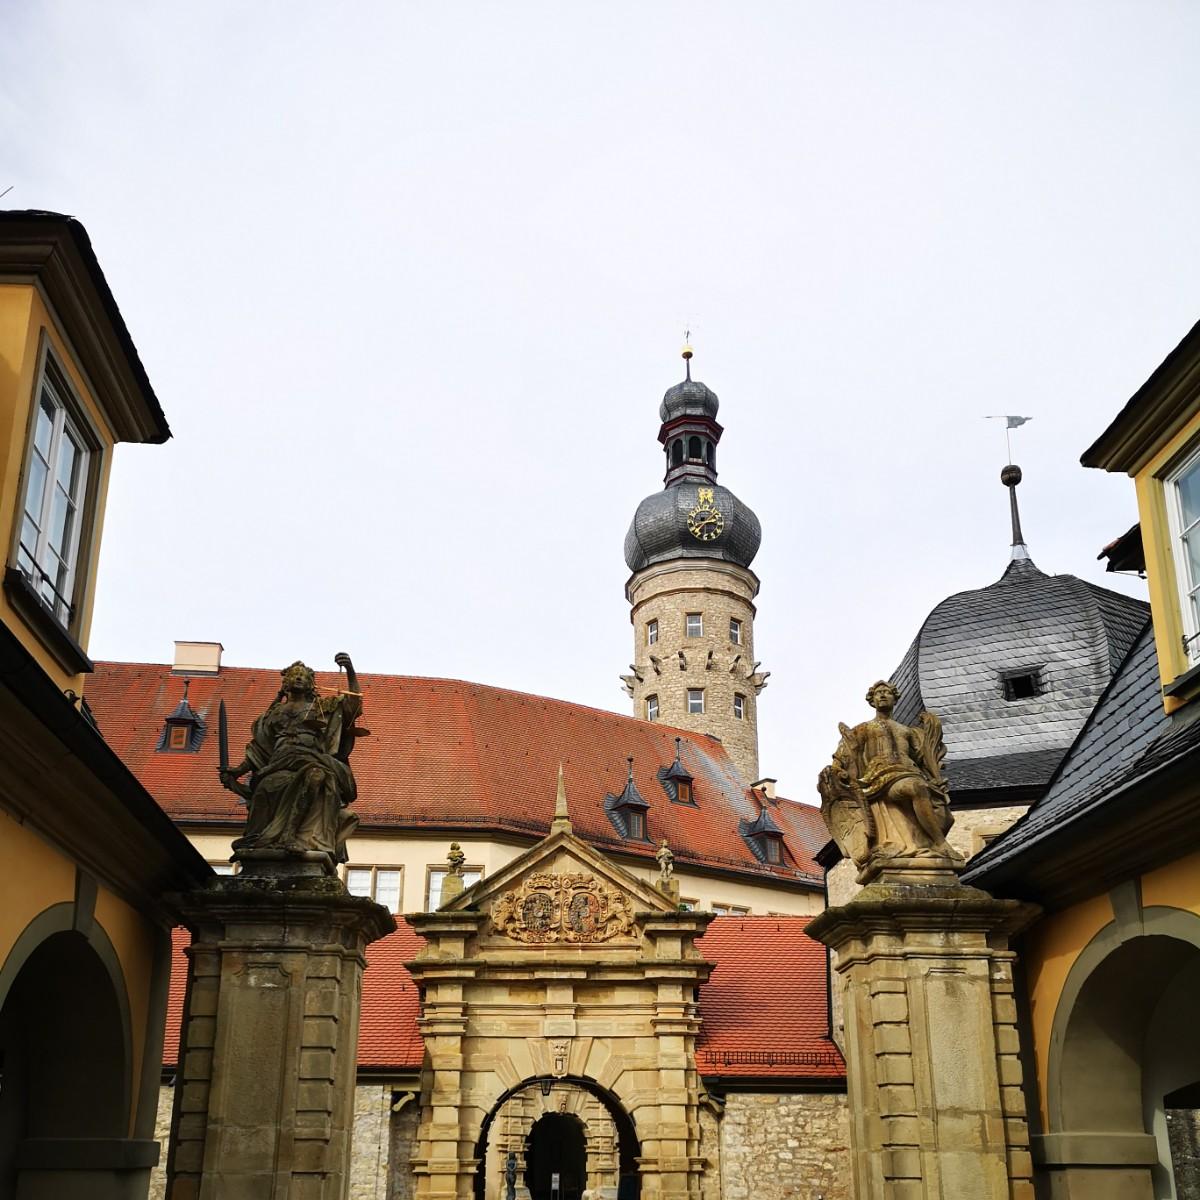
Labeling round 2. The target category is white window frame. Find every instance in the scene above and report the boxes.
[685,612,703,638]
[646,694,659,721]
[687,688,705,714]
[344,864,405,912]
[711,903,750,916]
[1165,445,1200,663]
[729,618,742,646]
[14,358,94,628]
[426,864,483,911]
[647,619,658,646]
[733,693,746,720]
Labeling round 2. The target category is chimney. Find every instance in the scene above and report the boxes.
[751,777,777,800]
[173,641,223,675]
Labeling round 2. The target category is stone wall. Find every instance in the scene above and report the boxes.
[389,1094,421,1200]
[716,1092,849,1200]
[148,1084,172,1200]
[627,559,762,782]
[351,1084,396,1200]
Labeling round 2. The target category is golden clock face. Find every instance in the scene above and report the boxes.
[687,501,725,541]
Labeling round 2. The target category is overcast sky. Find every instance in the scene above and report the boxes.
[4,3,1197,801]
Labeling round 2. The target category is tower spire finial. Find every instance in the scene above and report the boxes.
[682,329,693,381]
[551,763,572,834]
[1001,464,1028,560]
[986,416,1033,561]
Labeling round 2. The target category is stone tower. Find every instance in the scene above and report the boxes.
[621,348,767,783]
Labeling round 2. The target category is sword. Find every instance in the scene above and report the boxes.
[217,700,246,807]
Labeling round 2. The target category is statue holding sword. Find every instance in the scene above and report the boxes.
[218,652,366,864]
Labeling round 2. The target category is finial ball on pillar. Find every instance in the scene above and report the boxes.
[1001,464,1022,487]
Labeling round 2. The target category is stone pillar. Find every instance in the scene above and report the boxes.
[165,867,393,1199]
[808,872,1038,1200]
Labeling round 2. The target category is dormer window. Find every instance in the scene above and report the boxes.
[660,737,696,804]
[740,801,787,865]
[605,757,651,842]
[1001,668,1043,701]
[157,684,205,752]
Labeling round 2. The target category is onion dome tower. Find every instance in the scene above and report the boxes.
[621,345,767,783]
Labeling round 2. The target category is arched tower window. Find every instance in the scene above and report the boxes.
[706,441,715,466]
[688,436,702,460]
[671,440,683,467]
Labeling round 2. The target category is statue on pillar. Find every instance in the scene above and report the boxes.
[219,653,365,866]
[817,680,963,882]
[655,838,674,881]
[505,1151,518,1200]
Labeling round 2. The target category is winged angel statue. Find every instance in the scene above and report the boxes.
[817,681,964,883]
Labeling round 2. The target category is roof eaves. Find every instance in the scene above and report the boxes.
[0,210,170,444]
[1081,318,1200,474]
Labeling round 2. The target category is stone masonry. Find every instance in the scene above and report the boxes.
[628,559,762,782]
[810,877,1038,1200]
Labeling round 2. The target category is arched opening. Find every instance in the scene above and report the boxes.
[705,441,714,467]
[670,440,683,468]
[474,1076,640,1200]
[687,436,702,460]
[0,930,130,1194]
[526,1112,586,1200]
[1049,920,1200,1199]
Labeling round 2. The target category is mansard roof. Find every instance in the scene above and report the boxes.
[164,916,843,1081]
[88,661,826,886]
[888,559,1148,802]
[963,618,1197,901]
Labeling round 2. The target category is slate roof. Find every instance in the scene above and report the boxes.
[624,482,762,573]
[695,917,844,1081]
[164,916,843,1082]
[889,557,1148,798]
[964,617,1167,883]
[87,662,826,886]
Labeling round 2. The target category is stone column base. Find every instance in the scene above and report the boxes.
[808,872,1039,1200]
[165,872,393,1200]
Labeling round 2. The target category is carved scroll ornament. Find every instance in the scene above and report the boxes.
[490,872,635,943]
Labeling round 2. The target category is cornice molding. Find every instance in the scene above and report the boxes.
[0,213,169,444]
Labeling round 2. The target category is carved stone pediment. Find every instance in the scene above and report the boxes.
[490,871,635,944]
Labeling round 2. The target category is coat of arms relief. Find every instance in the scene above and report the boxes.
[490,872,635,943]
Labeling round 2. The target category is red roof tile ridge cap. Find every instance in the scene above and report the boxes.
[91,662,729,749]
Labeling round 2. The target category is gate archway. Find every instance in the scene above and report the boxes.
[407,824,713,1200]
[474,1075,641,1200]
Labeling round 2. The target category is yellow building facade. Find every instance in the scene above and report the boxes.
[0,212,210,1199]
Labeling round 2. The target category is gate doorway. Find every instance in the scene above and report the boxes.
[526,1112,586,1200]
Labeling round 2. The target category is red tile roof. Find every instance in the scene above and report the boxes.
[695,916,845,1080]
[88,663,825,885]
[164,916,842,1082]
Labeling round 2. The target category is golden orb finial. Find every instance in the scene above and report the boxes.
[682,329,693,379]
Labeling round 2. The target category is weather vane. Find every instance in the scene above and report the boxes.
[985,414,1032,464]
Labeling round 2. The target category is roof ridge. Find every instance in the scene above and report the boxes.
[93,660,727,750]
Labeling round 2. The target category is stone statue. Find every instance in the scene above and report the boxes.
[440,841,467,904]
[656,838,674,880]
[505,1151,518,1200]
[817,680,963,883]
[220,654,365,864]
[447,841,465,876]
